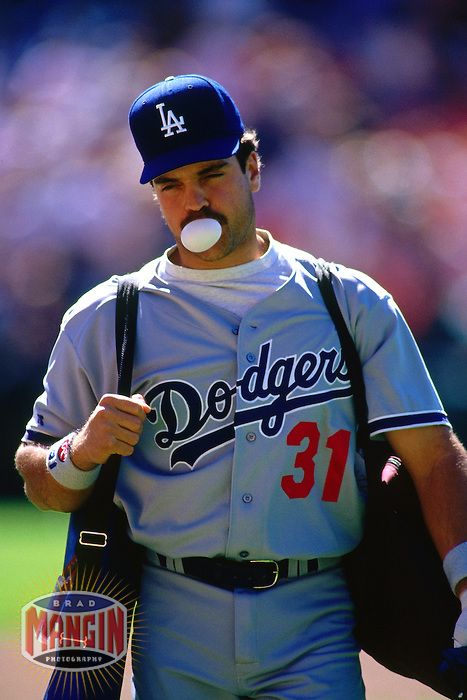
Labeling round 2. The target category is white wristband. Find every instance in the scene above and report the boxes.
[46,433,101,490]
[443,542,467,595]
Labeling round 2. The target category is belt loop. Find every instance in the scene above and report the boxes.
[299,560,309,576]
[287,560,299,577]
[165,557,177,572]
[174,558,185,574]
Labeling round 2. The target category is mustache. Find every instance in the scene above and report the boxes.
[181,209,227,230]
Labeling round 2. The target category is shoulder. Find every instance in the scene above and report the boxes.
[273,240,403,347]
[274,238,393,307]
[61,277,117,335]
[60,257,164,341]
[325,262,395,317]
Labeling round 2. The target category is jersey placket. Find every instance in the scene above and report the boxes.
[226,315,264,561]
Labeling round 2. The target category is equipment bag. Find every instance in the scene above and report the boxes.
[44,276,143,700]
[316,260,465,700]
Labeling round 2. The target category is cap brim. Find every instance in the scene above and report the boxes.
[140,136,240,184]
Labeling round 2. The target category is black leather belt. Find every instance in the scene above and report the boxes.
[153,554,320,591]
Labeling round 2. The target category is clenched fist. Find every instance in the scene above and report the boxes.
[71,393,151,471]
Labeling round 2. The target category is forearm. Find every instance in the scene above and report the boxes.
[387,426,467,595]
[16,393,151,513]
[410,432,467,561]
[15,442,95,512]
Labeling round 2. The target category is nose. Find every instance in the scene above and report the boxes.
[183,183,208,212]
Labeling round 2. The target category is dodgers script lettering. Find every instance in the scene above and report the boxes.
[145,340,351,469]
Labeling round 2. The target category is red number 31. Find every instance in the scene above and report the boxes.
[281,422,351,501]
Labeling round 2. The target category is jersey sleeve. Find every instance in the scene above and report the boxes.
[22,280,119,444]
[330,265,450,437]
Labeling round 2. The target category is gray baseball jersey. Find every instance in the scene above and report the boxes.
[24,235,449,563]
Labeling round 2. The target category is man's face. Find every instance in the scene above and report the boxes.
[151,153,261,268]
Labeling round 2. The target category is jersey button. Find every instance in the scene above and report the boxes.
[239,551,250,558]
[246,432,256,442]
[242,493,253,504]
[246,352,256,363]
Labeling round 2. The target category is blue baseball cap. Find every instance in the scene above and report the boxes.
[129,74,245,184]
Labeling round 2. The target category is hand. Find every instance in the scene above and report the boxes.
[454,609,467,648]
[71,393,151,470]
[454,589,467,648]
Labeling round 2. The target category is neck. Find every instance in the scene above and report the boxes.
[171,228,269,270]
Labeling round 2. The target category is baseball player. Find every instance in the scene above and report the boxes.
[16,74,467,699]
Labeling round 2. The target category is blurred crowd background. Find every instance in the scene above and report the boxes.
[1,0,466,497]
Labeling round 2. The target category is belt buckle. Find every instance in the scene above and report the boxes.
[250,560,279,589]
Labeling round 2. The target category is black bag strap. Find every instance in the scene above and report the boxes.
[74,276,139,531]
[115,276,139,397]
[314,261,369,445]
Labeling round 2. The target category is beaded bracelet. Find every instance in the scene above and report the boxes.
[46,432,101,490]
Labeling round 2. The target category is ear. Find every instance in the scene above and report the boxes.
[246,152,261,193]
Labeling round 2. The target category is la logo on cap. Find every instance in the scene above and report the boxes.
[156,102,187,138]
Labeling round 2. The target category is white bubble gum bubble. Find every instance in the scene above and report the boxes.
[181,218,222,253]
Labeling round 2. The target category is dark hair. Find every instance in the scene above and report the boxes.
[236,128,261,172]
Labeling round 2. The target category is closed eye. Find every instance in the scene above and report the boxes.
[198,161,228,180]
[156,180,179,192]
